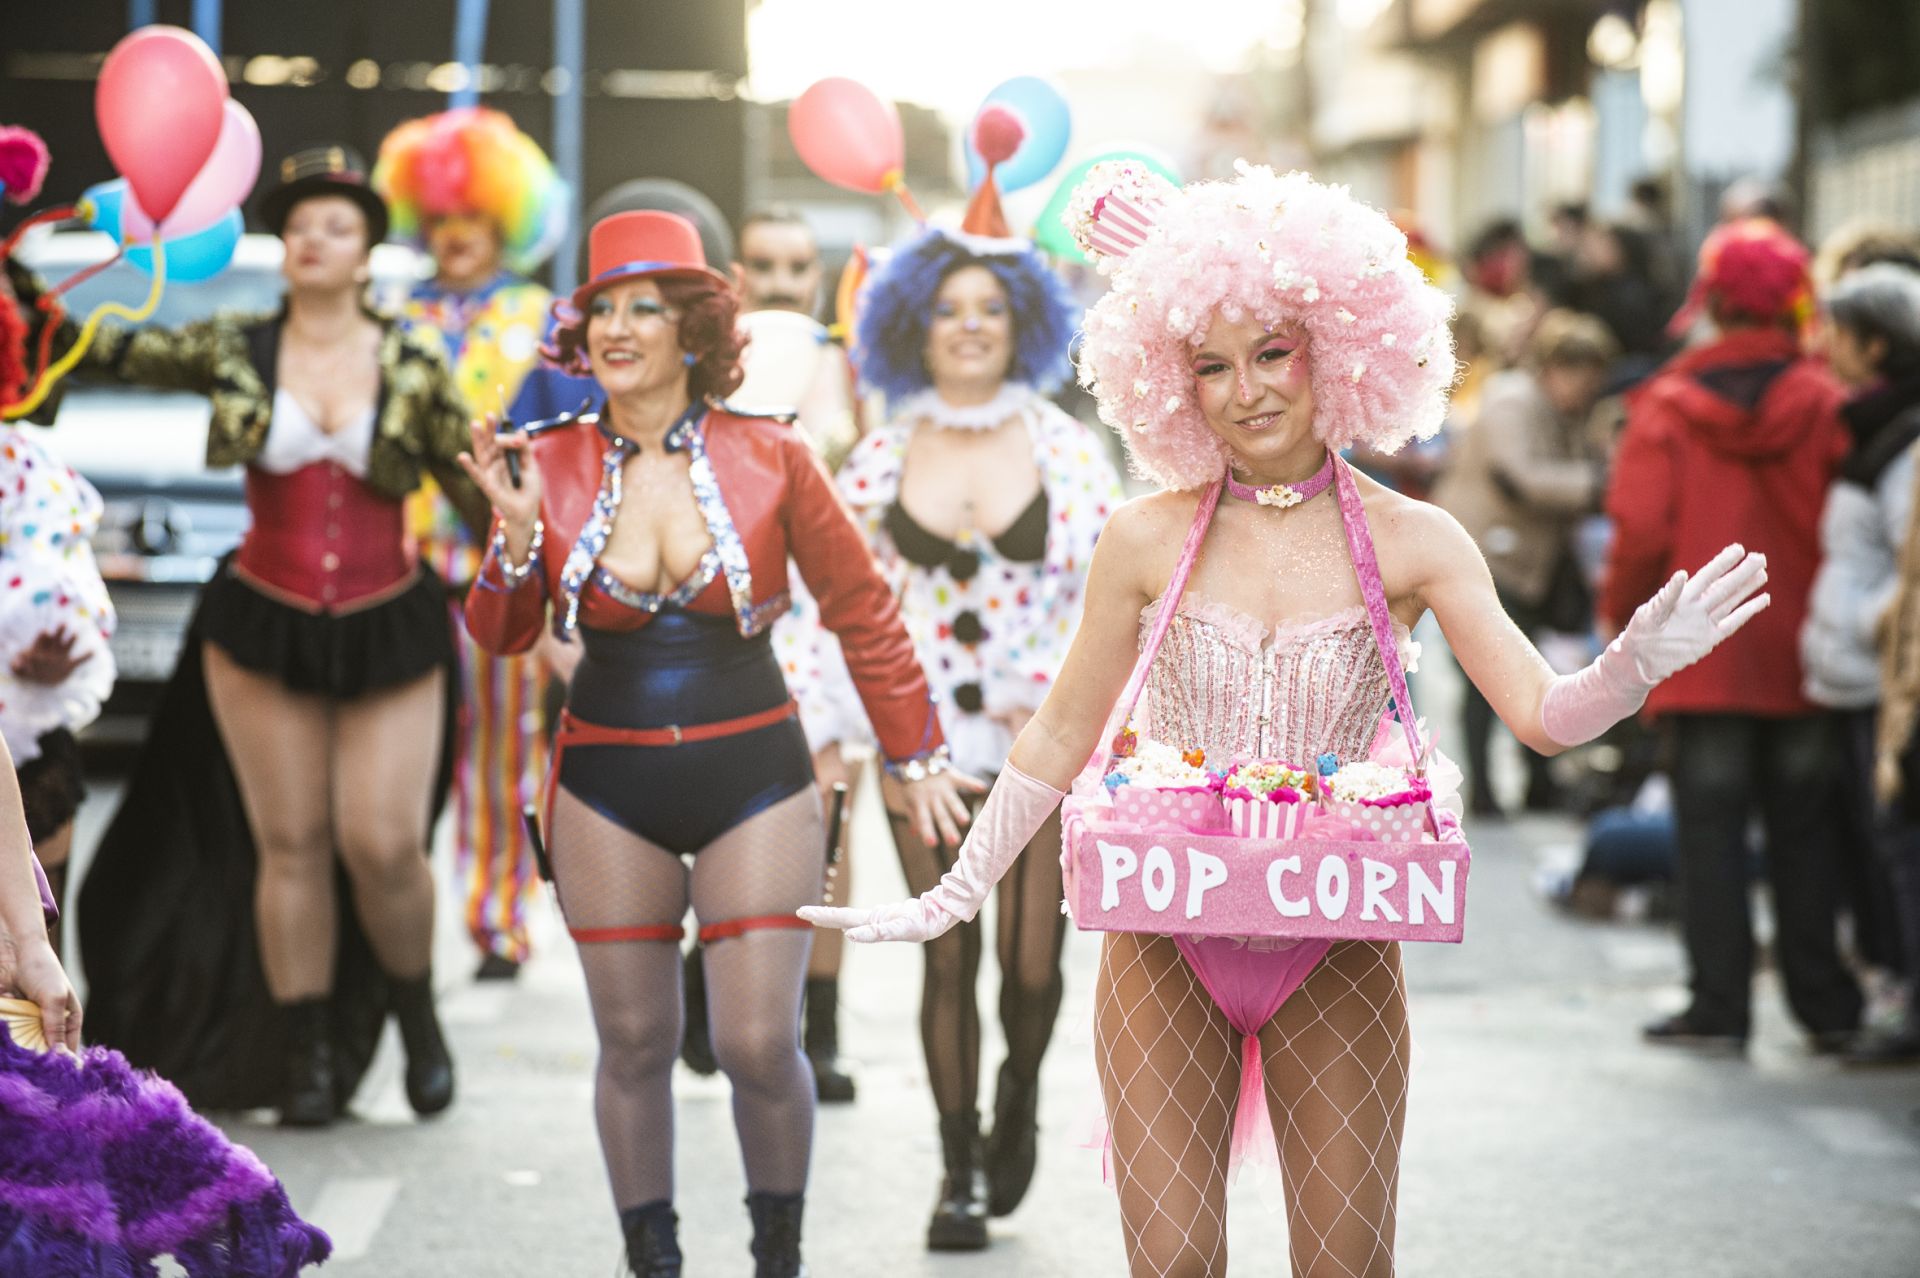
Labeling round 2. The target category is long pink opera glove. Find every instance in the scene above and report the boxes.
[1541,543,1770,748]
[799,761,1065,943]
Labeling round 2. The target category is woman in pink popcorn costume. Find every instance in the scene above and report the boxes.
[808,160,1769,1275]
[818,160,1122,1249]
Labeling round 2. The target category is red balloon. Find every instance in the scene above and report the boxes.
[787,78,904,195]
[95,26,228,227]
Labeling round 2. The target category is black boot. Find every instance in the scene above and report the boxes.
[927,1111,989,1251]
[278,999,336,1129]
[985,1060,1039,1216]
[745,1191,807,1278]
[389,973,455,1116]
[619,1201,682,1277]
[803,978,856,1103]
[679,945,718,1076]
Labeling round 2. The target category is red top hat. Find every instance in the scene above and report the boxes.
[572,209,730,310]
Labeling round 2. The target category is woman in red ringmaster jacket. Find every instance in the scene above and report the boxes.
[460,210,976,1278]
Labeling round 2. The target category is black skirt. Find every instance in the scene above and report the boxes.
[198,561,455,699]
[15,728,84,844]
[78,563,458,1112]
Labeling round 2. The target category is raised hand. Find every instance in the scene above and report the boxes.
[456,415,543,535]
[1618,543,1769,684]
[1540,543,1770,748]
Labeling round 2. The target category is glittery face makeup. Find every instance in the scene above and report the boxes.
[585,279,686,399]
[1190,313,1315,470]
[924,264,1014,396]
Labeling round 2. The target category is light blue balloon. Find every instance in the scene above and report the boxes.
[83,178,240,282]
[963,76,1072,196]
[124,208,242,282]
[82,179,130,242]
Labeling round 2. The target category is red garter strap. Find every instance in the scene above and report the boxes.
[570,923,686,944]
[698,915,814,943]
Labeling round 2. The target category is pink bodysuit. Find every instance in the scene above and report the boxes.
[1140,598,1410,1037]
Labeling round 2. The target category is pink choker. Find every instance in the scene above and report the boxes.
[1226,452,1336,509]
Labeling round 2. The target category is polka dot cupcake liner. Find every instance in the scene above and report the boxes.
[1112,785,1228,832]
[1325,797,1429,842]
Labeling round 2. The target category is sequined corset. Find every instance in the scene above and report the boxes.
[1139,598,1416,765]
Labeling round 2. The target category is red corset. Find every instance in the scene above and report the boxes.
[236,463,413,611]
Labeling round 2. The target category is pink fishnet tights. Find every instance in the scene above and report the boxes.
[548,784,825,1210]
[1095,934,1409,1277]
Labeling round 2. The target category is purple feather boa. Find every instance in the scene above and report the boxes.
[0,1026,330,1275]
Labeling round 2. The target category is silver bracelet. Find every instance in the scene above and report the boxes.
[885,745,952,783]
[492,519,544,587]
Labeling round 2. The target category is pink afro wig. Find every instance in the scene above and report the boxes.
[1076,162,1456,491]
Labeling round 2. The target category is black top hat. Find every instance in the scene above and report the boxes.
[256,145,390,243]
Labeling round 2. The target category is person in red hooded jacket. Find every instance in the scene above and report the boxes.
[1601,218,1864,1052]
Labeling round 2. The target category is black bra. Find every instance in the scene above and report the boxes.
[885,490,1049,580]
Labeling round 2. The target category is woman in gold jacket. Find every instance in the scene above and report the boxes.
[80,148,484,1129]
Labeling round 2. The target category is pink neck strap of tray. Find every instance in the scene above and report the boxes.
[1098,458,1425,775]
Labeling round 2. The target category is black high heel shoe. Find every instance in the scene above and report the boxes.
[388,973,455,1116]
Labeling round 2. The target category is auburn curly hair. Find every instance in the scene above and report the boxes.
[544,275,746,402]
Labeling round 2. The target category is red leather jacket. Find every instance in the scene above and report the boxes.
[466,404,944,764]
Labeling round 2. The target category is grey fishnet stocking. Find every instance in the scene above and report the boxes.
[1095,934,1407,1277]
[548,783,826,1212]
[549,787,687,1212]
[693,786,826,1195]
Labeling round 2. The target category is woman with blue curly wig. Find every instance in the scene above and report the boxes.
[830,185,1123,1251]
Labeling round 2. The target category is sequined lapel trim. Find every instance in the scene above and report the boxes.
[556,428,635,635]
[681,412,767,636]
[556,407,776,637]
[592,551,721,613]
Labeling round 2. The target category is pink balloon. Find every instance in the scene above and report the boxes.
[95,26,228,228]
[787,78,904,195]
[122,99,261,240]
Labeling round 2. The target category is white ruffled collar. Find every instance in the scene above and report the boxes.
[897,383,1038,432]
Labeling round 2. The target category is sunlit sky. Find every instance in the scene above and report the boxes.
[746,0,1307,120]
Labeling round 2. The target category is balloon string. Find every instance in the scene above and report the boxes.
[0,205,78,265]
[32,295,66,386]
[882,173,926,222]
[2,238,165,420]
[44,244,126,299]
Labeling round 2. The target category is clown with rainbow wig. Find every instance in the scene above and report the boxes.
[807,159,1772,1273]
[375,106,567,981]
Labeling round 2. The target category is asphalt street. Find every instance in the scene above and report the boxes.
[65,767,1920,1277]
